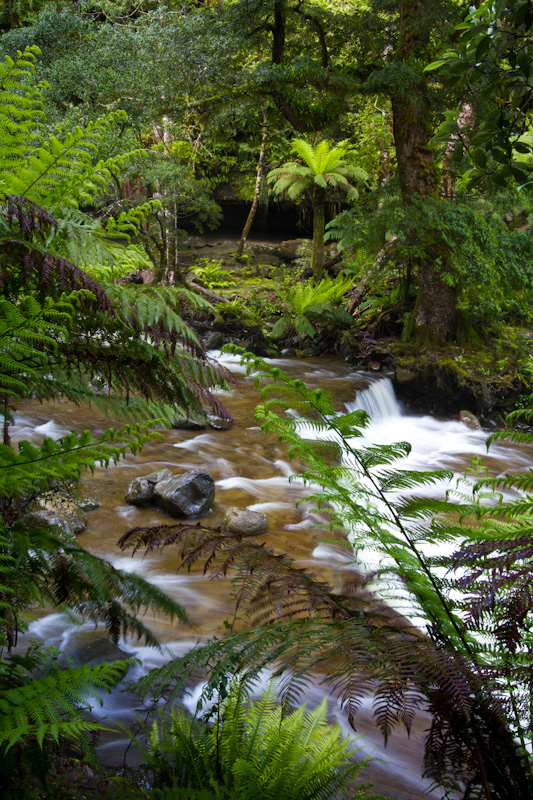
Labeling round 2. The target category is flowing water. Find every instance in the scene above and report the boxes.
[11,352,532,799]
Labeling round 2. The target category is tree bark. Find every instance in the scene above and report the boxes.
[236,112,268,258]
[272,0,286,64]
[393,0,458,343]
[311,185,326,280]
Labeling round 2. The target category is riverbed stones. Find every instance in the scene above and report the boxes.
[207,411,234,431]
[78,496,100,511]
[125,468,173,505]
[460,410,482,430]
[62,631,134,668]
[223,507,268,536]
[23,491,87,536]
[153,469,215,518]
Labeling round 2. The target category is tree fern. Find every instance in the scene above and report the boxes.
[268,139,368,278]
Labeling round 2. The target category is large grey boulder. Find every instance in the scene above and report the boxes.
[153,469,215,518]
[223,507,268,536]
[204,331,224,350]
[23,491,87,536]
[125,468,173,505]
[247,242,282,259]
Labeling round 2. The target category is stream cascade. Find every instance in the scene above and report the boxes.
[11,352,532,800]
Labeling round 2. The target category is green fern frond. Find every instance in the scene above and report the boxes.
[0,423,161,498]
[136,676,364,799]
[294,314,317,339]
[0,658,132,751]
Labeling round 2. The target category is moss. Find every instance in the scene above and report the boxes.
[439,359,471,384]
[456,312,485,348]
[389,341,418,357]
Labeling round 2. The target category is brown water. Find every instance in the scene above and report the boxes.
[13,352,531,799]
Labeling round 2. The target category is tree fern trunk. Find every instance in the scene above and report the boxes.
[311,185,326,280]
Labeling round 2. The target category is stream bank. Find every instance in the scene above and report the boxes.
[171,236,532,424]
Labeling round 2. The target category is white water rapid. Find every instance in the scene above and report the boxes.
[11,355,531,800]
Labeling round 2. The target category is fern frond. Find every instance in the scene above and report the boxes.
[0,659,131,751]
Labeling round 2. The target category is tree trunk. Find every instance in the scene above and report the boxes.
[164,198,185,285]
[412,261,458,342]
[311,185,326,280]
[236,112,268,258]
[272,0,286,64]
[393,0,458,343]
[165,200,177,285]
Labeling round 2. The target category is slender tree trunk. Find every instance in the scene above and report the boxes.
[393,0,457,344]
[153,119,184,285]
[7,0,19,28]
[311,185,326,280]
[165,201,177,285]
[236,112,268,258]
[164,198,185,285]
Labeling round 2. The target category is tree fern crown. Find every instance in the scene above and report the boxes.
[267,138,369,201]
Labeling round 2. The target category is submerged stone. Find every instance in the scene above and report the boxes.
[62,631,134,668]
[207,411,234,431]
[223,507,268,536]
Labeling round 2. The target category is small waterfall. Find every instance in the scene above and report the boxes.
[345,376,401,423]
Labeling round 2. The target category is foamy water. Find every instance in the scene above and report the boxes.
[12,356,528,799]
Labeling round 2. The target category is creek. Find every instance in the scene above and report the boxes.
[11,352,532,800]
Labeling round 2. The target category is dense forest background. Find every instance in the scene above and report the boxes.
[3,2,533,799]
[3,0,533,350]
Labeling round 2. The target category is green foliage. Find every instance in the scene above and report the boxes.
[327,186,533,328]
[0,48,233,423]
[0,45,161,278]
[268,139,368,203]
[0,44,236,783]
[0,46,136,211]
[428,0,533,188]
[0,0,49,30]
[0,640,134,798]
[143,677,366,800]
[271,276,353,342]
[0,424,157,498]
[0,656,131,751]
[190,259,234,290]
